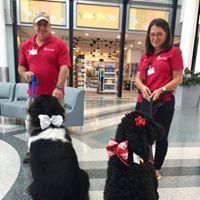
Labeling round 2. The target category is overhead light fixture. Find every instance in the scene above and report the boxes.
[130,45,133,48]
[51,31,55,34]
[117,35,120,39]
[85,33,89,36]
[138,41,142,45]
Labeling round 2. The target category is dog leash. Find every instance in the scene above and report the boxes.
[29,74,39,97]
[148,98,154,163]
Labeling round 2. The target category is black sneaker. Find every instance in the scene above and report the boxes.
[23,152,31,164]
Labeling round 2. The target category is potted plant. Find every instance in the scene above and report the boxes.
[175,68,200,107]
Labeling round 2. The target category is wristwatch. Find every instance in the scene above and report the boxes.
[56,86,63,90]
[161,86,167,92]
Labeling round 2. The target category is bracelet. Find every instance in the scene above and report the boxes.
[161,86,167,92]
[56,86,63,90]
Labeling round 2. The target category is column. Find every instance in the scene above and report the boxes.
[180,0,200,70]
[194,18,200,73]
[0,0,8,81]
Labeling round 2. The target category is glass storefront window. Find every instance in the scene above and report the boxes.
[128,7,169,31]
[19,0,66,26]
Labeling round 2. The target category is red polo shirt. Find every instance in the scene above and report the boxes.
[19,34,71,96]
[137,46,183,102]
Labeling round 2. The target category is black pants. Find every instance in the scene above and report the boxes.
[135,97,175,170]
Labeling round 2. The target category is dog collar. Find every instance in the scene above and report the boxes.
[28,128,70,148]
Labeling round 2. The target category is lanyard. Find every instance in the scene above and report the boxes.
[29,74,39,97]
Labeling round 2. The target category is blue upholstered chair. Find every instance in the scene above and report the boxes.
[1,84,85,133]
[64,86,85,132]
[1,83,28,119]
[0,82,15,115]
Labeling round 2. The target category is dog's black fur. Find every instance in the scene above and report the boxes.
[104,111,164,200]
[27,94,90,200]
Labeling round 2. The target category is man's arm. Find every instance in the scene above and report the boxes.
[52,65,69,100]
[18,65,34,82]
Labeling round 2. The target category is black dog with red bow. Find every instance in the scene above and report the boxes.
[27,94,90,200]
[104,111,164,200]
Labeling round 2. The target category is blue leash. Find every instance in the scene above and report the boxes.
[29,74,39,97]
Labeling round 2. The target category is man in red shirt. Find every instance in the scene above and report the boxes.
[18,12,71,163]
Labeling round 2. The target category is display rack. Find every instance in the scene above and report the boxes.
[74,55,85,89]
[98,62,117,93]
[85,60,99,91]
[86,77,98,91]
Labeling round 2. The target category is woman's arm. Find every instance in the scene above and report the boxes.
[135,71,151,101]
[150,70,183,101]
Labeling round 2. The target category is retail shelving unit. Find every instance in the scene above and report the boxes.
[85,60,99,91]
[85,77,98,91]
[75,55,85,89]
[98,61,117,93]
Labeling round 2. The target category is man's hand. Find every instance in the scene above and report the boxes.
[22,71,34,82]
[52,88,64,100]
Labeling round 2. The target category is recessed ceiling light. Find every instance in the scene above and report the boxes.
[138,41,142,45]
[117,35,120,39]
[85,33,89,36]
[130,45,133,48]
[51,31,55,34]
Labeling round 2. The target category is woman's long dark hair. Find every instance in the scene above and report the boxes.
[145,18,172,55]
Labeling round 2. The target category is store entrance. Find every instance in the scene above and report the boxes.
[73,30,145,98]
[17,26,145,98]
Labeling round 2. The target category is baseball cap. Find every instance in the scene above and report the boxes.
[33,12,50,23]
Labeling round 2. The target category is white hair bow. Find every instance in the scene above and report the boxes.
[38,114,64,130]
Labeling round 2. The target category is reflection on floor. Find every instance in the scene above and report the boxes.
[0,94,200,200]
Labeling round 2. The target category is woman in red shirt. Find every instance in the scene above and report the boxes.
[135,18,183,180]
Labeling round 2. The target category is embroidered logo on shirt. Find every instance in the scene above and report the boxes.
[44,47,55,52]
[156,55,168,60]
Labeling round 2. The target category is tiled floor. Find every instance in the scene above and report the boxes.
[0,91,200,200]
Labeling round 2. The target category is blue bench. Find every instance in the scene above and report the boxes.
[0,83,85,131]
[0,83,28,119]
[0,82,15,115]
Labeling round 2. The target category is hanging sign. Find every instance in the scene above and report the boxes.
[76,3,120,30]
[129,7,170,31]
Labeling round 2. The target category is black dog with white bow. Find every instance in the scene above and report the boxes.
[104,111,164,200]
[27,94,90,200]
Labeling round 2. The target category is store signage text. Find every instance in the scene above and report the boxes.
[76,4,120,30]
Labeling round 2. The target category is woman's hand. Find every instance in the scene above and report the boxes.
[141,85,152,101]
[150,88,163,101]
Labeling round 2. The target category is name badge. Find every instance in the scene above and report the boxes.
[29,49,38,55]
[147,67,155,76]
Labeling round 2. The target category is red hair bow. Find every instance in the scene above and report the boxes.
[135,116,146,127]
[106,138,129,166]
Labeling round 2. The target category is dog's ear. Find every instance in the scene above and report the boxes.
[146,119,165,145]
[115,113,131,142]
